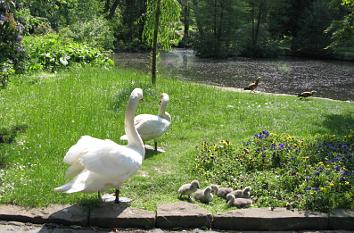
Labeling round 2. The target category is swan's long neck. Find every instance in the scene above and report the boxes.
[125,98,145,156]
[158,101,170,121]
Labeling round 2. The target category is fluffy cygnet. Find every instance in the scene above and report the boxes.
[210,184,233,198]
[226,193,253,208]
[194,186,213,204]
[178,180,200,199]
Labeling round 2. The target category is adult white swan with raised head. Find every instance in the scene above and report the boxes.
[54,88,145,203]
[120,93,171,152]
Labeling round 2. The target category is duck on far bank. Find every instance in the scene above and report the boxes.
[298,90,317,99]
[244,77,261,92]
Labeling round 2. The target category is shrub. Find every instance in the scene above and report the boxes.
[0,0,25,87]
[23,33,114,72]
[60,16,115,50]
[194,131,354,211]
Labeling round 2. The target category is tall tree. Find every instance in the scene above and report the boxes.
[143,0,181,85]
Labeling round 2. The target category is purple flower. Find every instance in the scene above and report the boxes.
[306,176,311,181]
[305,187,311,191]
[313,187,320,191]
[279,143,285,149]
[339,177,345,182]
[271,144,276,150]
[262,130,270,137]
[335,166,341,172]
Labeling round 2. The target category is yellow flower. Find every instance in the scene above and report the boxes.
[320,187,328,193]
[329,182,335,187]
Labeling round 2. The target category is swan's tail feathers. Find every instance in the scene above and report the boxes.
[120,135,128,141]
[65,163,84,179]
[54,181,75,193]
[54,170,89,193]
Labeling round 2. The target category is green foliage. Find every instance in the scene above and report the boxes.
[192,0,246,58]
[60,16,115,50]
[195,130,354,211]
[116,0,148,51]
[0,0,25,87]
[23,34,114,72]
[20,0,103,30]
[292,0,334,57]
[16,8,52,34]
[143,0,181,50]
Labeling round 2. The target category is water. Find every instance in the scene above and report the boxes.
[114,49,354,101]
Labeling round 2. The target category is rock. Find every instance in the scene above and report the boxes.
[156,202,212,229]
[329,209,354,230]
[213,207,328,230]
[89,202,155,229]
[0,204,88,226]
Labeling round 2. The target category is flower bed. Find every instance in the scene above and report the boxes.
[194,130,354,211]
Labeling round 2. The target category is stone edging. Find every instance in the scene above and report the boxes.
[0,202,353,230]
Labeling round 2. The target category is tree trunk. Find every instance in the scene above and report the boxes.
[254,1,264,47]
[251,0,255,46]
[181,0,190,46]
[151,0,161,85]
[107,0,120,19]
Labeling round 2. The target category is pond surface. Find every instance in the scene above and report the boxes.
[114,49,354,101]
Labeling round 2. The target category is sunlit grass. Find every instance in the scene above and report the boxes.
[0,67,353,212]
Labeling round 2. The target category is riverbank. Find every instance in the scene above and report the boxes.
[114,49,354,101]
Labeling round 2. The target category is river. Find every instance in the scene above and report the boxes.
[114,49,354,101]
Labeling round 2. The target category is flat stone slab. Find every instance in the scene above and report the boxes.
[329,209,354,230]
[0,205,88,226]
[156,202,212,229]
[213,207,329,230]
[89,203,155,229]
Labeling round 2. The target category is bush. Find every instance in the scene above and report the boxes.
[194,130,354,211]
[23,33,114,72]
[60,17,115,50]
[0,0,25,87]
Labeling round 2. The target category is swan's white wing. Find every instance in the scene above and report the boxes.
[134,114,155,126]
[120,114,157,141]
[79,140,141,178]
[64,136,104,164]
[136,116,171,141]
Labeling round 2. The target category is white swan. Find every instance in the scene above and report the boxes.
[54,88,145,203]
[120,93,171,152]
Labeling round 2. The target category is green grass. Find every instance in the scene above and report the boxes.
[0,67,353,212]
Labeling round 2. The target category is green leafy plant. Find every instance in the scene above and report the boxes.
[23,33,114,72]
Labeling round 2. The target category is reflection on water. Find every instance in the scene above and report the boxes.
[114,49,354,101]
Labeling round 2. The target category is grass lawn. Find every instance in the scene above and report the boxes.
[0,67,353,212]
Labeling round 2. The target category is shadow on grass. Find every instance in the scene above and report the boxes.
[144,148,160,159]
[319,113,354,136]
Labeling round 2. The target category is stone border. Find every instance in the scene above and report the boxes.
[0,203,353,230]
